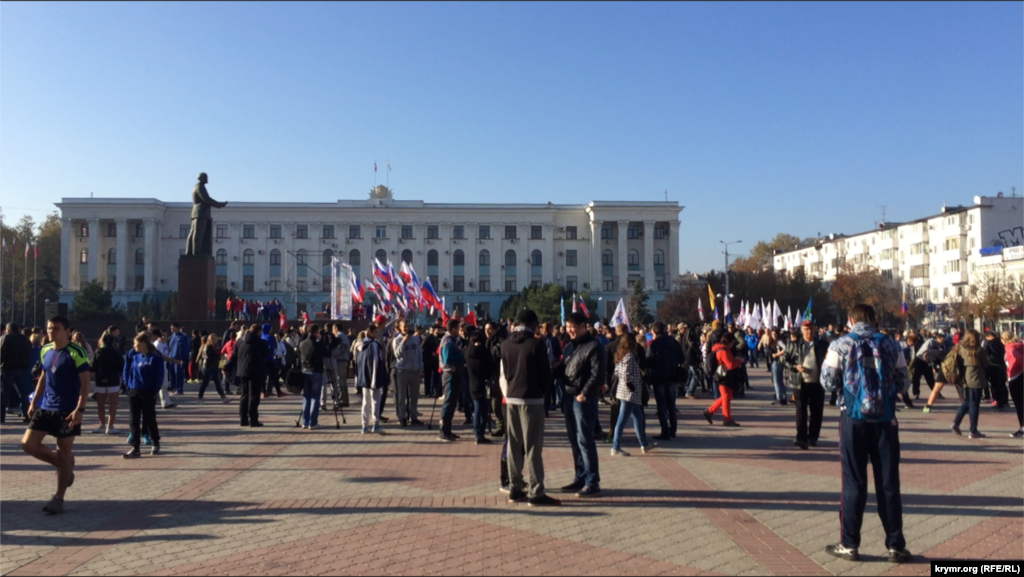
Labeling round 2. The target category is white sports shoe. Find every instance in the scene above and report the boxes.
[610,449,630,456]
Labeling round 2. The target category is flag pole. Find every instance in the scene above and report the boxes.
[0,220,5,328]
[23,243,28,325]
[33,243,37,327]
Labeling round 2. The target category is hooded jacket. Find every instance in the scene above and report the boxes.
[356,337,389,391]
[465,340,496,401]
[123,348,165,392]
[92,345,125,388]
[393,334,424,372]
[261,324,277,363]
[0,330,33,370]
[563,331,606,400]
[499,327,552,404]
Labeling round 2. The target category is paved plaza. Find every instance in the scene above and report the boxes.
[1,371,1021,576]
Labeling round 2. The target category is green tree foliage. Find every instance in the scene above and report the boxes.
[70,280,125,321]
[498,284,596,324]
[137,294,161,321]
[1,213,62,327]
[627,278,651,327]
[160,291,178,320]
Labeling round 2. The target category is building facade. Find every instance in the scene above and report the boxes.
[56,187,683,320]
[773,195,1024,315]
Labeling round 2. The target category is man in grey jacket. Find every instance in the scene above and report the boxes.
[392,321,424,427]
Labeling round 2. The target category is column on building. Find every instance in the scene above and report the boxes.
[115,219,128,292]
[590,219,603,292]
[59,217,71,292]
[254,222,269,293]
[87,218,100,284]
[463,223,478,296]
[668,221,680,284]
[439,223,452,294]
[643,220,655,291]
[143,218,157,291]
[542,223,554,285]
[617,220,629,292]
[517,224,529,291]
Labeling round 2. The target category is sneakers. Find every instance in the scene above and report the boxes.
[610,448,630,456]
[1011,429,1024,438]
[702,409,713,425]
[308,424,318,430]
[151,444,161,456]
[123,449,141,459]
[437,433,457,442]
[560,481,585,493]
[498,485,511,494]
[42,495,64,515]
[922,405,932,413]
[888,548,912,564]
[825,543,859,561]
[162,403,178,409]
[361,427,369,434]
[641,443,656,454]
[508,488,527,503]
[490,429,506,438]
[576,486,601,498]
[527,494,561,507]
[410,419,425,426]
[142,434,153,446]
[723,420,741,427]
[794,440,809,450]
[951,423,962,436]
[371,424,384,435]
[222,397,232,404]
[197,398,205,405]
[685,394,697,400]
[968,431,986,439]
[475,437,493,445]
[91,426,107,434]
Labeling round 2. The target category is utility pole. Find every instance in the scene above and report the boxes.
[720,240,742,317]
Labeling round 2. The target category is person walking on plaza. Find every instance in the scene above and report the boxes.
[465,328,495,443]
[422,326,441,399]
[235,325,269,428]
[561,311,606,498]
[768,329,788,405]
[151,329,178,409]
[90,334,124,434]
[260,324,285,398]
[392,321,424,427]
[167,323,191,395]
[356,322,388,434]
[981,331,1009,411]
[646,321,678,441]
[21,316,91,514]
[500,309,560,506]
[949,329,990,439]
[298,323,328,429]
[785,321,828,449]
[2,322,36,424]
[123,333,165,458]
[611,333,653,456]
[197,335,230,404]
[438,319,466,442]
[821,303,911,563]
[702,331,744,427]
[485,322,506,437]
[1003,332,1023,437]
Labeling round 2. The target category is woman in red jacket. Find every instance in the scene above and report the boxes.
[702,332,745,427]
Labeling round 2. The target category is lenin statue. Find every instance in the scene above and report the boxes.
[185,172,228,257]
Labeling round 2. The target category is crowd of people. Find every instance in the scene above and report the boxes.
[2,304,1022,562]
[224,297,286,324]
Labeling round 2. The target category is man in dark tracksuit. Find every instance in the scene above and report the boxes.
[821,304,911,564]
[646,322,679,441]
[235,325,270,427]
[785,320,829,449]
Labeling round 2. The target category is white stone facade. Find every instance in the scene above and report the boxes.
[56,191,682,319]
[773,195,1024,306]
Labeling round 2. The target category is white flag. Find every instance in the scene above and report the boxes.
[611,298,631,332]
[698,297,704,321]
[773,300,782,329]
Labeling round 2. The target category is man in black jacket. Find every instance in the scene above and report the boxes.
[235,324,270,427]
[561,312,606,498]
[647,322,679,441]
[784,321,829,449]
[298,324,329,429]
[499,309,559,506]
[1,323,35,423]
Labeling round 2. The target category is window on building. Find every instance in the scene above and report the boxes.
[79,223,89,237]
[401,249,412,264]
[428,225,439,239]
[107,222,117,237]
[108,248,117,265]
[107,276,116,291]
[654,225,667,239]
[505,279,517,292]
[296,224,309,239]
[627,224,640,239]
[881,269,893,280]
[80,249,88,264]
[505,226,516,239]
[429,274,439,287]
[453,276,464,292]
[453,225,465,239]
[269,280,280,291]
[479,278,490,292]
[565,226,577,240]
[566,250,577,267]
[270,224,282,239]
[603,279,615,291]
[602,250,614,266]
[135,248,145,265]
[349,249,360,273]
[243,250,254,265]
[530,250,542,266]
[656,276,666,290]
[478,225,490,239]
[428,250,438,266]
[479,250,490,266]
[297,280,307,292]
[601,224,614,239]
[296,249,308,277]
[216,276,227,290]
[944,237,960,251]
[179,224,189,239]
[531,225,542,239]
[243,276,254,291]
[910,265,927,278]
[946,260,961,273]
[270,249,281,274]
[627,249,640,270]
[243,224,255,239]
[323,224,335,239]
[453,250,465,266]
[401,225,413,239]
[134,276,144,291]
[505,250,516,267]
[375,225,387,238]
[216,249,228,265]
[566,276,578,291]
[134,222,145,238]
[349,225,361,239]
[216,224,228,239]
[375,249,387,264]
[653,250,665,265]
[910,242,926,255]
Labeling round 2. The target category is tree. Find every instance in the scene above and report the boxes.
[830,263,901,326]
[70,280,125,321]
[161,291,178,320]
[627,278,651,327]
[498,284,595,324]
[730,256,762,273]
[746,233,804,269]
[137,294,161,321]
[969,272,1016,327]
[657,283,706,325]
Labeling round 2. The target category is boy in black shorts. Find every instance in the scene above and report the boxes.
[21,316,91,514]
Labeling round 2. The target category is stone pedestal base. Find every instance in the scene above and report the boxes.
[178,256,216,321]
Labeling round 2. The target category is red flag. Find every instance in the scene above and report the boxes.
[25,243,30,258]
[465,310,477,328]
[441,308,450,328]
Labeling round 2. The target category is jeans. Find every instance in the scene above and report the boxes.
[423,368,439,397]
[168,361,186,394]
[562,394,600,488]
[839,413,905,550]
[612,401,648,451]
[953,387,982,434]
[1,367,33,418]
[748,349,759,368]
[198,367,225,398]
[652,382,677,436]
[473,399,490,440]
[771,360,787,403]
[301,372,323,427]
[440,370,460,436]
[396,370,421,424]
[685,366,702,396]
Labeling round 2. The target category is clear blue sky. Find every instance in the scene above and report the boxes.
[2,2,1021,274]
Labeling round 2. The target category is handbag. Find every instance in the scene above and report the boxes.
[285,370,305,395]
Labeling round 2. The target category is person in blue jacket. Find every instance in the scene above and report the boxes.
[123,333,164,458]
[167,323,191,395]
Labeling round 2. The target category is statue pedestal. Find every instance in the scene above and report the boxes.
[178,255,216,321]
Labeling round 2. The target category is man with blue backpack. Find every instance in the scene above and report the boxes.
[821,304,911,564]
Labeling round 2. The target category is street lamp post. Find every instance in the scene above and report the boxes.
[720,240,742,320]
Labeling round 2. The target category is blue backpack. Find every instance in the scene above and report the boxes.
[843,332,895,422]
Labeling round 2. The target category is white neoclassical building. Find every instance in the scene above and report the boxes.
[56,186,683,319]
[773,194,1024,312]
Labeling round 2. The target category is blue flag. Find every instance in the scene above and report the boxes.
[560,296,565,324]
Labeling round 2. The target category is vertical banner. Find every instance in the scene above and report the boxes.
[331,256,353,320]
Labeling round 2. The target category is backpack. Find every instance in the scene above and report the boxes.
[940,344,963,385]
[843,332,894,421]
[703,343,718,378]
